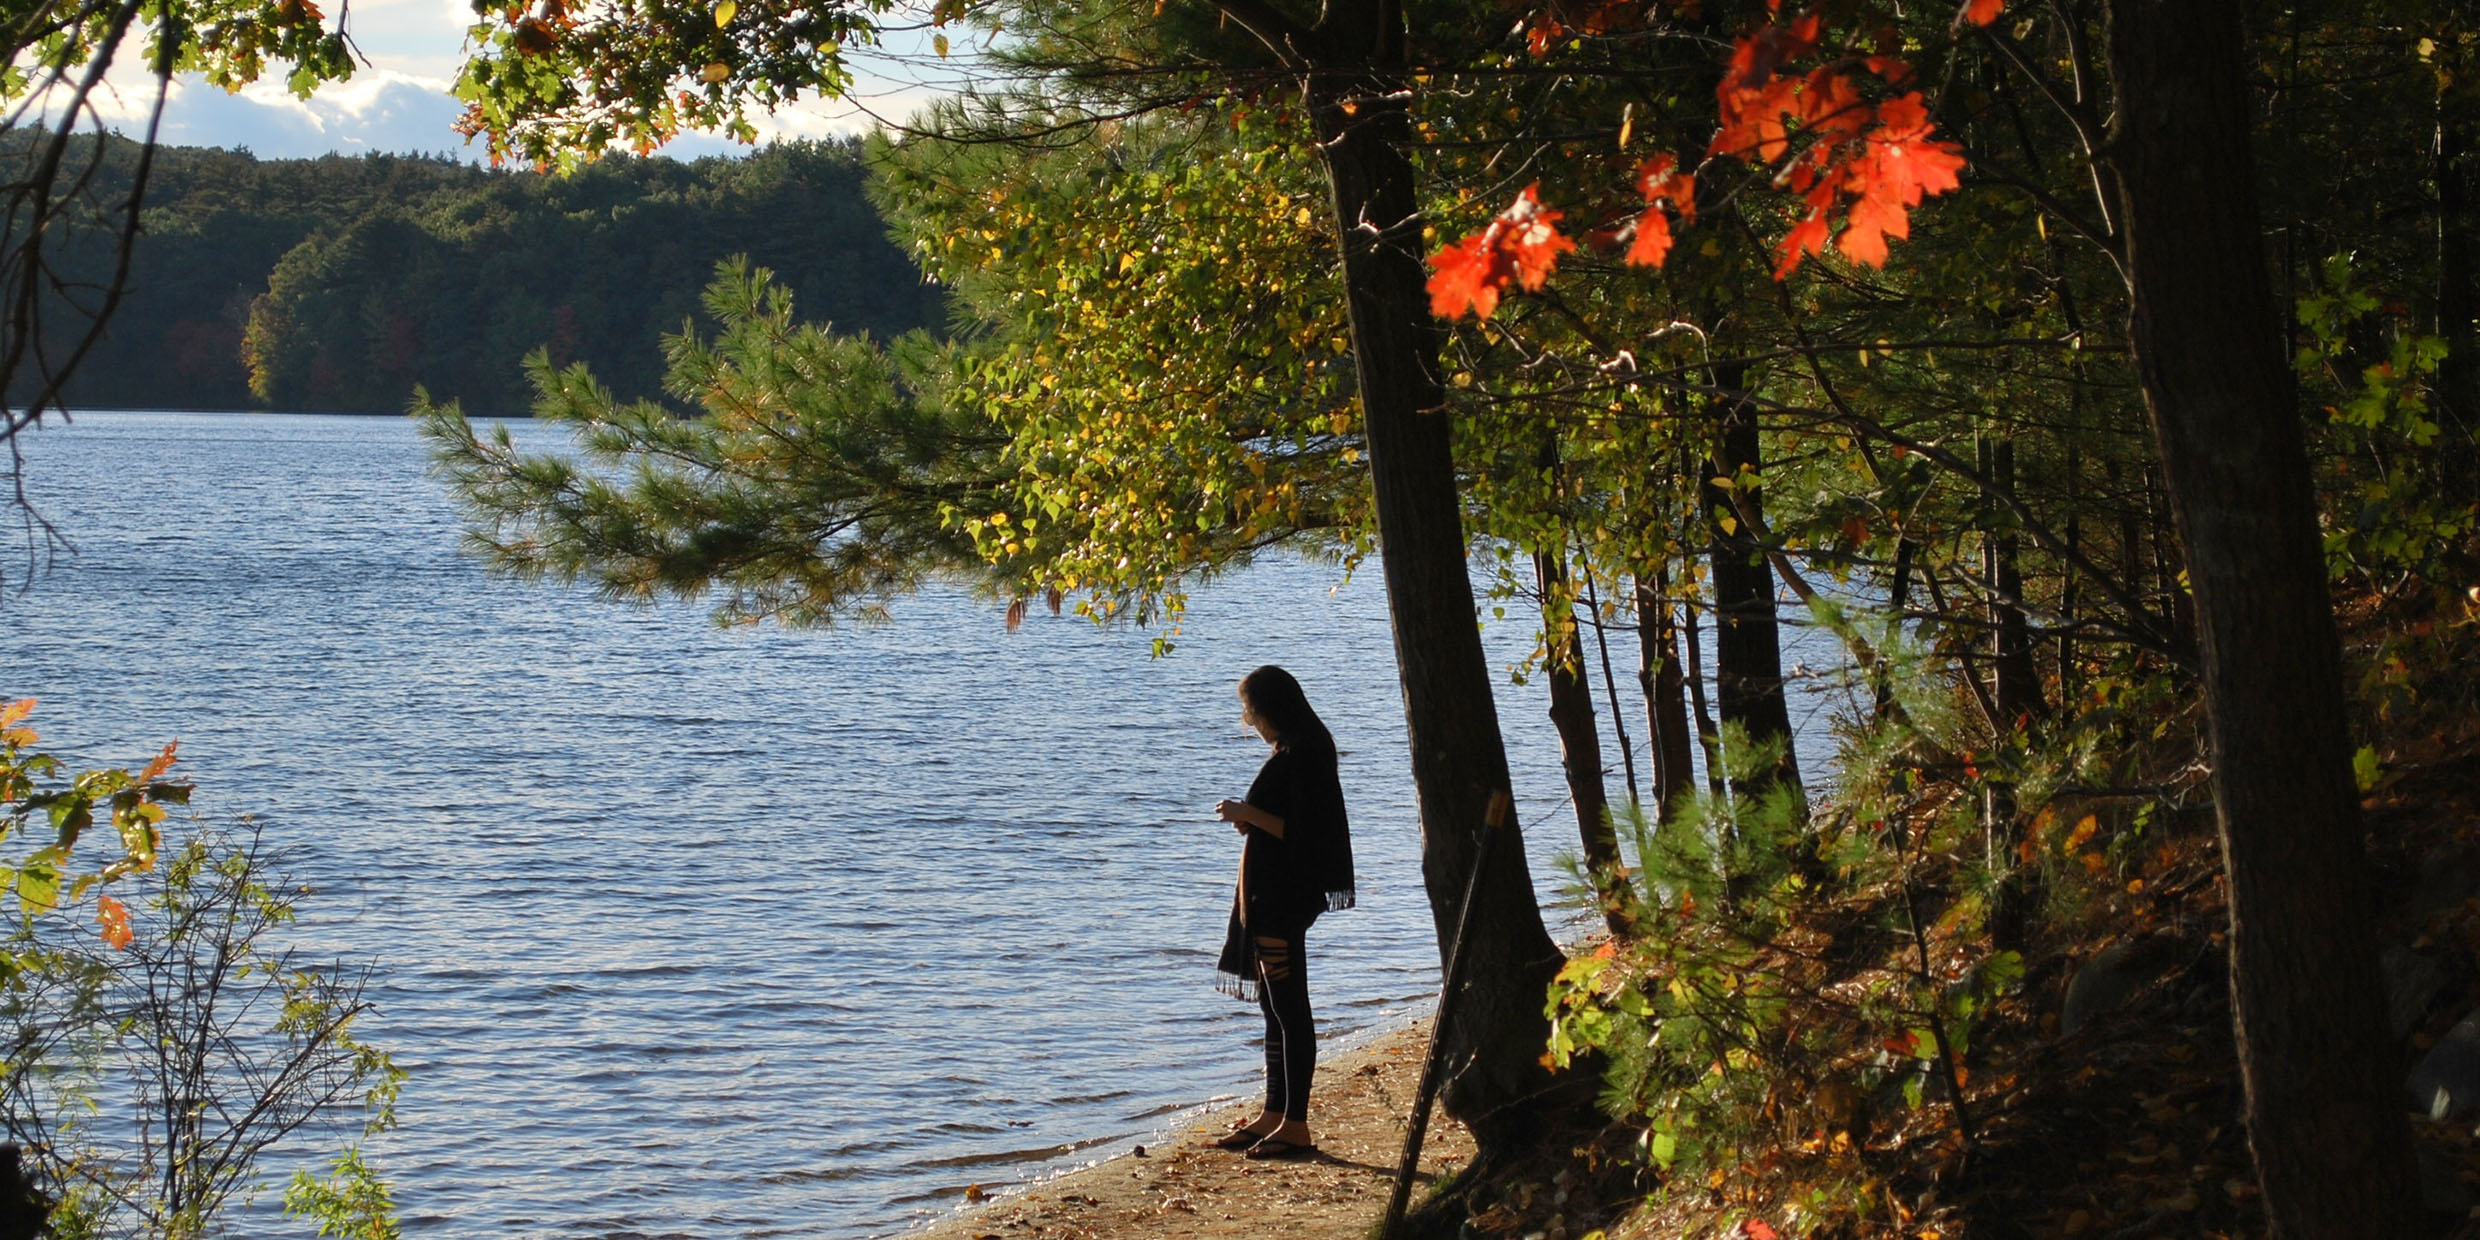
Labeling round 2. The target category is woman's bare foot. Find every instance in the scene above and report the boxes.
[1242,1118,1318,1159]
[1212,1111,1286,1150]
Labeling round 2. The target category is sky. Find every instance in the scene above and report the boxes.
[83,0,956,161]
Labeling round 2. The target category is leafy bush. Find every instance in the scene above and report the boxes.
[0,701,399,1240]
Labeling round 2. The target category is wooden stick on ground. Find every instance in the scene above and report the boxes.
[1380,789,1512,1239]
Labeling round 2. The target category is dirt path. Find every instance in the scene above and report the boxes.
[904,1020,1473,1240]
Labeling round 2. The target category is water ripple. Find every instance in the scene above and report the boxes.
[1,411,1847,1238]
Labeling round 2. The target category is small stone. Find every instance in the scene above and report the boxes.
[1132,1145,1147,1158]
[2063,939,2165,1035]
[2410,1010,2480,1120]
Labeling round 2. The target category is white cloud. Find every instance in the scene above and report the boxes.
[64,0,950,160]
[148,70,475,159]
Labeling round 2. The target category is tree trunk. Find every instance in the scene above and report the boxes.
[2105,1,2421,1230]
[1979,434,2045,729]
[1637,572,1695,824]
[2439,76,2478,509]
[1701,378,1804,807]
[1306,13,1562,1152]
[1537,548,1629,936]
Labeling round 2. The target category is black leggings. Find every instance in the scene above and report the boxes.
[1254,933,1316,1119]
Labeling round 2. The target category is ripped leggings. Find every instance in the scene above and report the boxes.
[1254,933,1316,1120]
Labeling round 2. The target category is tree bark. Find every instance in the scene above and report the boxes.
[2105,1,2421,1230]
[1301,0,1563,1152]
[2439,75,2478,509]
[1537,548,1629,935]
[1637,572,1695,824]
[1979,434,2045,729]
[1701,377,1804,807]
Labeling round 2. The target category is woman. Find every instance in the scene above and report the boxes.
[1210,665,1354,1160]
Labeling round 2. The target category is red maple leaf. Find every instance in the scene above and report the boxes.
[1425,184,1576,320]
[1960,0,2003,25]
[1428,234,1504,319]
[1775,209,1831,279]
[1623,153,1697,268]
[1626,208,1676,267]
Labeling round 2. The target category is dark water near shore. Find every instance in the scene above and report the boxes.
[0,411,1850,1238]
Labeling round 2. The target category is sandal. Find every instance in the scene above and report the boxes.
[1242,1136,1320,1161]
[1213,1126,1273,1151]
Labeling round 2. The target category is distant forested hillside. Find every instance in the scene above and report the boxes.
[36,137,941,417]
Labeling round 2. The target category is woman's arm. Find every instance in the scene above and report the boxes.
[1214,799,1285,838]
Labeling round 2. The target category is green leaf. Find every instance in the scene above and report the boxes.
[2353,745,2382,793]
[17,861,58,917]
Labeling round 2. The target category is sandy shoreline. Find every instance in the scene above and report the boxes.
[901,1018,1475,1239]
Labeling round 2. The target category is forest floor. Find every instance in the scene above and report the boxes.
[906,1018,1475,1240]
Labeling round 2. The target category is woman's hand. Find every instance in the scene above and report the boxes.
[1215,799,1284,838]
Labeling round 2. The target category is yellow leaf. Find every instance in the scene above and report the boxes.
[713,0,735,24]
[934,32,949,56]
[2063,814,2098,852]
[1717,514,1738,537]
[700,61,729,82]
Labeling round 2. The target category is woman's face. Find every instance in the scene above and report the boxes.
[1240,694,1281,744]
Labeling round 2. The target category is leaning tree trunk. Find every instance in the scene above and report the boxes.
[1304,3,1563,1152]
[2106,1,2421,1231]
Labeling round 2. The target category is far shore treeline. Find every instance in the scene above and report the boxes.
[17,135,942,418]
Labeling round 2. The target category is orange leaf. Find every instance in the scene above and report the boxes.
[1774,209,1831,278]
[1625,207,1676,268]
[1837,190,1910,266]
[1427,234,1503,320]
[1424,185,1576,320]
[97,895,132,951]
[137,742,180,786]
[1526,16,1563,57]
[1743,1220,1782,1240]
[1960,0,2003,25]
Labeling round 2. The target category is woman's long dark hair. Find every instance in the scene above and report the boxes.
[1240,665,1334,758]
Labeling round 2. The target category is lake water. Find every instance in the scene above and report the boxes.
[0,411,1852,1238]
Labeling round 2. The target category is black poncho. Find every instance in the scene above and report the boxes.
[1214,741,1354,998]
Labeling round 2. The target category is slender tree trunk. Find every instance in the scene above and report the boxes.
[2439,78,2479,509]
[1305,15,1561,1151]
[1681,590,1726,799]
[1637,572,1695,824]
[1537,548,1629,936]
[1979,434,2045,728]
[1877,536,1916,719]
[2106,2,2420,1230]
[1700,376,1804,806]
